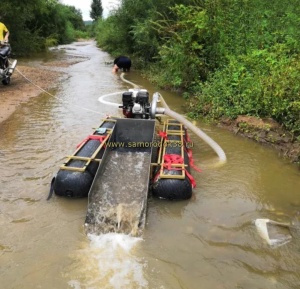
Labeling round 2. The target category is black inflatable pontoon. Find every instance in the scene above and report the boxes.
[151,119,195,200]
[48,118,116,199]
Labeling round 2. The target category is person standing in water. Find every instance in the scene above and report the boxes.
[112,56,131,73]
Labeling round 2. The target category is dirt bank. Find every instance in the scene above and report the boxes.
[219,116,300,164]
[0,50,86,123]
[0,65,64,122]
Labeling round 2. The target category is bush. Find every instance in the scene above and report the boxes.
[193,44,300,135]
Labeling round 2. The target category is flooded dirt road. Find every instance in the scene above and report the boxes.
[1,40,300,289]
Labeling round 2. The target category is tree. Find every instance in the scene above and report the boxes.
[1,0,87,54]
[90,0,103,21]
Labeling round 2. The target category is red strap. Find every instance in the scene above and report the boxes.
[159,131,168,140]
[186,148,202,173]
[163,154,183,170]
[184,169,197,188]
[184,131,202,173]
[154,154,197,188]
[76,135,108,148]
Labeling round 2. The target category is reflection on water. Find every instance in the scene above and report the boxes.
[1,40,300,289]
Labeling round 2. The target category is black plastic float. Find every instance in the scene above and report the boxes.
[48,118,116,199]
[151,119,195,200]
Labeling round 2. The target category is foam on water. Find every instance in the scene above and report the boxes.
[67,233,148,289]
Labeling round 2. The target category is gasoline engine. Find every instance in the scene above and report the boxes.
[120,89,151,119]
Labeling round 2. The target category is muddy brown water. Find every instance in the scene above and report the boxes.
[0,40,300,289]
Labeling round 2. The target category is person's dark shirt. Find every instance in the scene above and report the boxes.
[114,56,131,70]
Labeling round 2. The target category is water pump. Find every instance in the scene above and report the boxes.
[120,89,151,119]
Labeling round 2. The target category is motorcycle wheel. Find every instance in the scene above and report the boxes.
[2,77,10,85]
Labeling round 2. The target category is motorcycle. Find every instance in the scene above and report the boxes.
[0,41,17,85]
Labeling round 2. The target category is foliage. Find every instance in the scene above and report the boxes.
[149,4,209,89]
[90,0,103,21]
[193,44,300,134]
[94,0,196,61]
[94,16,130,55]
[1,0,87,55]
[94,0,300,134]
[203,0,300,66]
[188,0,300,134]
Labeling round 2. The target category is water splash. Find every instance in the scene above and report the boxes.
[67,233,148,289]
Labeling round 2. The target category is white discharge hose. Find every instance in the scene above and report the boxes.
[164,108,226,163]
[98,73,139,106]
[155,92,226,163]
[98,74,227,164]
[98,91,123,107]
[120,72,140,89]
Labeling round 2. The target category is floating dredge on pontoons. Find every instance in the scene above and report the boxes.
[48,88,226,235]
